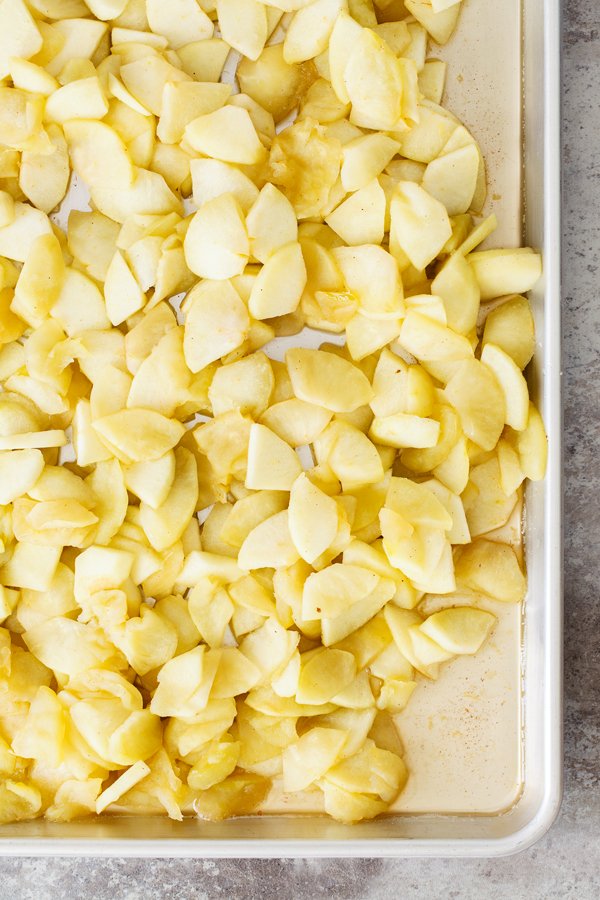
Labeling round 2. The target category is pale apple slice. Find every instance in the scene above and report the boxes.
[385,476,453,530]
[123,451,176,511]
[325,179,386,247]
[444,359,506,451]
[0,0,42,80]
[183,280,250,373]
[158,81,231,144]
[296,649,356,704]
[303,564,379,620]
[468,248,543,301]
[332,244,403,320]
[64,119,134,190]
[288,473,339,564]
[422,144,480,216]
[504,401,548,482]
[404,0,461,44]
[383,527,447,585]
[328,9,363,105]
[341,134,400,192]
[482,295,535,370]
[217,0,267,61]
[286,347,374,413]
[245,423,303,491]
[0,448,45,504]
[370,349,408,418]
[369,413,440,449]
[431,250,480,336]
[237,510,300,570]
[184,106,266,165]
[391,181,452,271]
[383,604,440,679]
[92,408,185,463]
[344,29,403,129]
[283,727,347,793]
[420,607,496,655]
[184,192,249,280]
[283,0,346,65]
[249,241,307,319]
[408,623,455,664]
[379,508,414,543]
[191,158,258,215]
[246,183,298,263]
[455,539,526,603]
[481,342,530,431]
[260,399,333,448]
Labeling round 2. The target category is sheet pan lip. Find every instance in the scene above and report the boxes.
[0,772,564,858]
[0,0,563,860]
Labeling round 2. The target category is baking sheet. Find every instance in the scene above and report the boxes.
[0,0,562,856]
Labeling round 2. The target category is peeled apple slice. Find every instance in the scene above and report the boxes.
[329,11,368,105]
[482,295,536,370]
[216,0,267,61]
[91,408,186,463]
[0,0,42,80]
[505,402,548,481]
[398,310,474,363]
[288,473,339,564]
[283,0,346,65]
[260,399,333,448]
[285,347,374,413]
[419,607,497,655]
[302,564,379,620]
[383,526,448,585]
[283,727,348,793]
[369,413,440,449]
[468,248,543,302]
[63,119,134,190]
[325,179,386,247]
[146,0,214,49]
[421,144,480,216]
[245,423,303,491]
[122,452,176,511]
[334,249,404,322]
[383,604,440,680]
[404,0,461,45]
[183,280,250,373]
[407,623,455,664]
[320,577,396,647]
[237,510,300,570]
[341,134,400,193]
[480,342,530,431]
[385,476,453,531]
[246,183,298,263]
[444,358,506,451]
[343,29,403,129]
[296,649,356,704]
[184,192,249,280]
[0,448,46,504]
[248,241,307,319]
[184,106,266,165]
[390,181,452,271]
[454,539,526,604]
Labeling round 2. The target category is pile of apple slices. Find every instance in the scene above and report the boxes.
[0,0,547,826]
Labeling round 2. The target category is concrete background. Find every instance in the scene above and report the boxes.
[0,0,595,895]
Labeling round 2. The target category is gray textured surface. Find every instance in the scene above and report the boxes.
[0,1,593,897]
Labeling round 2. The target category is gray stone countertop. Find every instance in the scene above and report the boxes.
[0,1,594,896]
